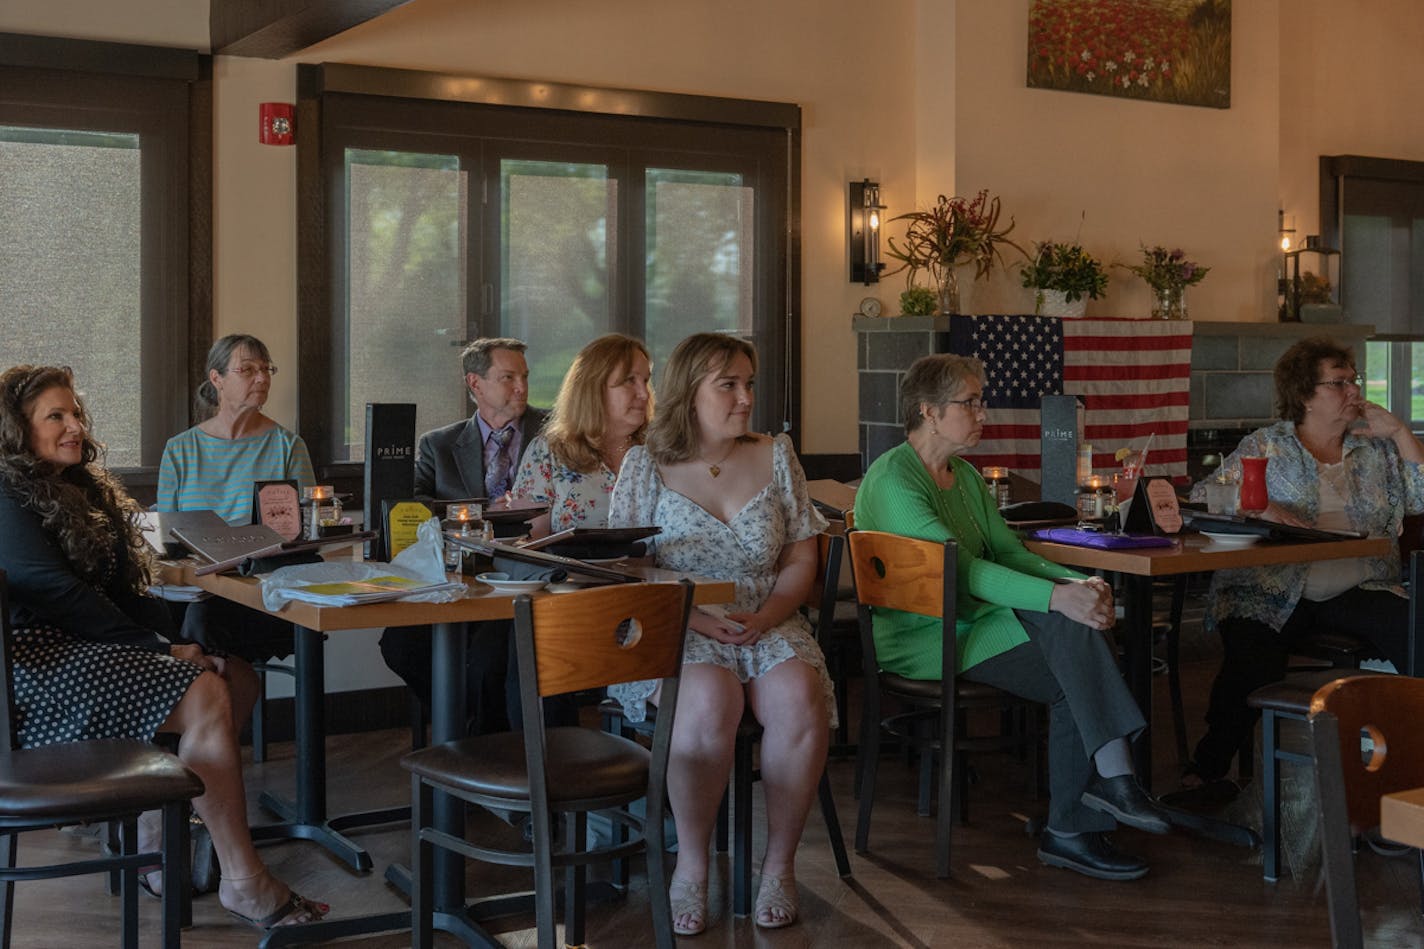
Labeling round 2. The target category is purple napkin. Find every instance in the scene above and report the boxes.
[1029,528,1174,550]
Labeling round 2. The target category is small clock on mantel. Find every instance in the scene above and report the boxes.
[857,296,883,318]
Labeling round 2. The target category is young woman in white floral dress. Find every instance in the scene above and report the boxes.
[608,333,833,935]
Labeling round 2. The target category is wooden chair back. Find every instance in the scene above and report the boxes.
[1310,675,1424,836]
[847,530,955,620]
[513,581,693,700]
[1310,674,1424,949]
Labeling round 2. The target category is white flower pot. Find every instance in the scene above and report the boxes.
[1035,288,1087,319]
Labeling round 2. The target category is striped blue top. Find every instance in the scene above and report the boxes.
[157,425,316,525]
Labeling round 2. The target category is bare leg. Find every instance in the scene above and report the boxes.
[657,664,743,932]
[156,670,325,925]
[221,657,259,733]
[746,659,827,925]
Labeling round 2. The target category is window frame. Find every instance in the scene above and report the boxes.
[0,34,210,478]
[296,63,800,471]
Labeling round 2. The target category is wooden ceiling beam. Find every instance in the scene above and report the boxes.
[210,0,414,58]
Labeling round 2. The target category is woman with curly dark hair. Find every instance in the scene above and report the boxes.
[0,364,327,931]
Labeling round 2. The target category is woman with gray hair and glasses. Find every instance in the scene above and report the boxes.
[855,353,1172,881]
[156,334,314,662]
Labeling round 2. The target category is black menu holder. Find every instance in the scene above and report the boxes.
[364,403,417,561]
[1039,395,1081,508]
[1122,477,1183,535]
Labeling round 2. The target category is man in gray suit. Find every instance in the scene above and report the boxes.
[412,338,548,502]
[381,337,552,735]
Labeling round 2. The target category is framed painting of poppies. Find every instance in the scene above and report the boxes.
[1027,0,1231,109]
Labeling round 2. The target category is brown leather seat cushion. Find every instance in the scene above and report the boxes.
[879,673,1012,706]
[0,739,203,820]
[402,727,650,803]
[1247,669,1389,715]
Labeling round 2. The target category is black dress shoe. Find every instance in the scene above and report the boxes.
[1081,774,1173,835]
[1037,831,1148,881]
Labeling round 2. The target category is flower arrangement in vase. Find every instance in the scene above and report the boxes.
[884,189,1024,316]
[1020,240,1109,318]
[1120,244,1209,320]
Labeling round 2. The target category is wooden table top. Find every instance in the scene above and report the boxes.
[175,562,736,632]
[1381,787,1424,849]
[1023,532,1392,577]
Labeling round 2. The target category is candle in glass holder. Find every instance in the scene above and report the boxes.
[981,466,1011,508]
[443,503,483,571]
[1077,474,1110,518]
[303,485,340,539]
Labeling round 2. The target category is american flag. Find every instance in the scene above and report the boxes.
[948,315,1194,481]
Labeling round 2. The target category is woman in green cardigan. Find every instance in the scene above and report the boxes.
[856,353,1171,881]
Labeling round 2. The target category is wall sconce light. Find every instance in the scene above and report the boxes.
[849,178,885,285]
[1277,208,1295,252]
[259,102,296,146]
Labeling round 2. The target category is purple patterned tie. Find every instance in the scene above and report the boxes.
[485,426,515,498]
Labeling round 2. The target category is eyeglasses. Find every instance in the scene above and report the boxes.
[946,396,988,412]
[1315,374,1363,390]
[227,364,278,379]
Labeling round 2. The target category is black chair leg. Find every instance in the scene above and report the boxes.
[1,833,15,949]
[411,776,434,949]
[1261,708,1285,882]
[854,685,883,853]
[564,812,587,946]
[161,802,185,948]
[119,817,139,949]
[251,665,268,764]
[732,733,754,917]
[818,768,852,877]
[1167,611,1189,766]
[105,821,120,896]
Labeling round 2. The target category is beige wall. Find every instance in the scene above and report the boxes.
[952,1,1281,322]
[5,0,1424,454]
[1279,0,1424,245]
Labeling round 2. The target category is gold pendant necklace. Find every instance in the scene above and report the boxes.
[701,440,738,478]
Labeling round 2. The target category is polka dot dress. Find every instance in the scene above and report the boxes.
[12,626,202,749]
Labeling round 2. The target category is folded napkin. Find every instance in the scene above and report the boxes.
[492,555,568,583]
[1029,528,1174,550]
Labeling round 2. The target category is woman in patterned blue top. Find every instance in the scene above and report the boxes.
[1186,337,1424,787]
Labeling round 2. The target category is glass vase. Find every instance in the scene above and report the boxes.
[1151,285,1187,321]
[937,270,960,316]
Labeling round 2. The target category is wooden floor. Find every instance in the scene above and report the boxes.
[11,595,1424,948]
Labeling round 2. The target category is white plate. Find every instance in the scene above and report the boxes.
[476,572,548,593]
[1199,531,1261,549]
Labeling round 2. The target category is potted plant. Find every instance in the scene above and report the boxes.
[1020,240,1109,318]
[1119,244,1210,320]
[898,286,937,317]
[884,189,1024,316]
[1295,271,1342,324]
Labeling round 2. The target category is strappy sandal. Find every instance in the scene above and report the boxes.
[754,873,799,929]
[228,890,329,930]
[668,877,708,936]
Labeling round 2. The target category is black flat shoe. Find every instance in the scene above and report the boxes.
[1037,831,1148,881]
[1081,775,1173,835]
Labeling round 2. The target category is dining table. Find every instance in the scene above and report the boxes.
[1021,531,1391,786]
[178,561,734,948]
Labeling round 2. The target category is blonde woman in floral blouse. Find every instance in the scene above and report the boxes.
[1184,337,1424,791]
[512,333,652,537]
